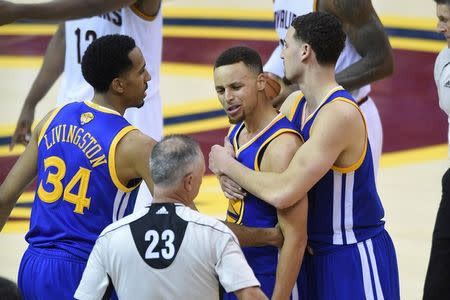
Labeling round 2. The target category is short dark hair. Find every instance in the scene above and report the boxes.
[291,12,346,65]
[214,46,263,74]
[150,135,202,186]
[81,34,136,93]
[435,0,450,5]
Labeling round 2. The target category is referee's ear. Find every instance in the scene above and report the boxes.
[183,172,194,192]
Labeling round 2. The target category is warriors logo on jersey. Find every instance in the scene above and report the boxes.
[80,112,94,125]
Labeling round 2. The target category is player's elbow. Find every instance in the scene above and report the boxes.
[381,51,394,77]
[371,47,394,79]
[270,192,298,210]
[285,227,307,249]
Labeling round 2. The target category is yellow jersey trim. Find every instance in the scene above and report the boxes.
[130,3,159,21]
[84,101,121,116]
[254,129,301,171]
[235,114,285,157]
[231,123,243,154]
[316,98,368,173]
[302,86,344,131]
[108,125,140,192]
[227,125,235,138]
[226,198,245,224]
[38,106,64,145]
[288,91,304,122]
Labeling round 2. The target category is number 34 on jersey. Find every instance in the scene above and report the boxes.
[37,155,92,215]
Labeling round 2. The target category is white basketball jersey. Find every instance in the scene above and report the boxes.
[59,6,163,140]
[265,0,371,100]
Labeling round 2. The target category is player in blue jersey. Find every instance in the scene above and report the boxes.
[0,34,156,299]
[210,12,399,299]
[214,46,308,300]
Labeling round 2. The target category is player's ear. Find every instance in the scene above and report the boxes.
[183,172,193,192]
[257,73,266,91]
[111,78,125,94]
[300,43,311,62]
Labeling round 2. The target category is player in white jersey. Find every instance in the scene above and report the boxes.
[75,135,267,300]
[264,0,393,176]
[4,0,163,208]
[424,1,450,298]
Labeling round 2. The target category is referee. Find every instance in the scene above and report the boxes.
[75,135,266,300]
[424,1,450,299]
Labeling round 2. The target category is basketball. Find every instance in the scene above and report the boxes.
[264,75,282,100]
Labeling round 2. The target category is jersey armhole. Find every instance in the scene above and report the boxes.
[254,129,301,171]
[108,125,141,192]
[129,2,161,21]
[319,98,368,173]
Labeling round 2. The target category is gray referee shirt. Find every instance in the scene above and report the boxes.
[74,203,260,300]
[435,46,450,158]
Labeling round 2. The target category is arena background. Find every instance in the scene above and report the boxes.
[0,1,446,299]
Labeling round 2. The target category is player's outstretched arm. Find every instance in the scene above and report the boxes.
[0,111,52,231]
[224,222,283,248]
[209,102,358,209]
[10,24,65,150]
[0,0,161,25]
[321,0,393,90]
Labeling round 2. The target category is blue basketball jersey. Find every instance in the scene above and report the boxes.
[288,87,385,247]
[26,101,141,260]
[226,113,300,274]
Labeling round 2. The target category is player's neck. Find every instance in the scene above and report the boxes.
[244,98,278,136]
[91,93,124,115]
[299,67,339,112]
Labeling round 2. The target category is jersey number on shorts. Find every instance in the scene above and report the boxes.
[75,28,97,64]
[145,229,175,260]
[37,156,91,214]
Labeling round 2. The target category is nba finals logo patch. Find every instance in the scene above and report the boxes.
[80,112,94,125]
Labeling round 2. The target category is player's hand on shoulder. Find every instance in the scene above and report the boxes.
[219,175,246,200]
[279,90,303,118]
